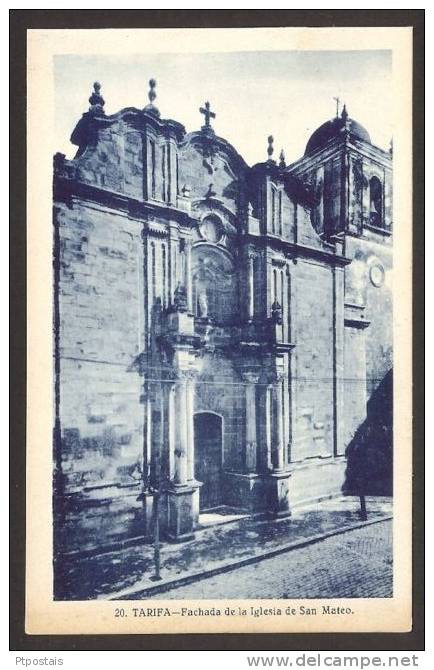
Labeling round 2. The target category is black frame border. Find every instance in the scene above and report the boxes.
[10,8,425,652]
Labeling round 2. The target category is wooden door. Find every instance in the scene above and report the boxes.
[194,413,223,510]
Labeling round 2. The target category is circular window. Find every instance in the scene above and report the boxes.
[200,215,223,244]
[369,263,385,288]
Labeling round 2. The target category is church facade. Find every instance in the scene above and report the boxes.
[53,81,392,555]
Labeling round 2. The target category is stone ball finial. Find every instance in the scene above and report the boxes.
[267,135,274,160]
[88,81,105,113]
[279,148,286,169]
[144,77,160,117]
[148,78,157,103]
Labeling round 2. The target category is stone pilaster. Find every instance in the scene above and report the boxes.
[168,223,179,306]
[186,377,195,482]
[138,381,154,541]
[244,379,258,472]
[272,379,284,471]
[185,240,193,313]
[265,372,291,518]
[247,253,254,321]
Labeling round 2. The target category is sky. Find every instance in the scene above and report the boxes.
[54,50,392,166]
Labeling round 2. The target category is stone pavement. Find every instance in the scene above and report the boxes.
[58,496,392,601]
[157,518,393,599]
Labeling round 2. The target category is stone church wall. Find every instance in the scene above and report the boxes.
[75,122,145,200]
[345,233,393,398]
[291,259,334,463]
[54,200,145,554]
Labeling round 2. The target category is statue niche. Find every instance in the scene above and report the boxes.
[192,245,237,324]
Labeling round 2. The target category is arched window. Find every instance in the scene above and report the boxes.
[369,176,383,228]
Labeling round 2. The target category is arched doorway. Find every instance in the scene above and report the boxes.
[194,412,223,510]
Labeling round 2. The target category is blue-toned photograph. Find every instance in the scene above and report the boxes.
[52,50,393,601]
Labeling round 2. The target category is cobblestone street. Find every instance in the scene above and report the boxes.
[156,519,393,599]
[58,497,392,600]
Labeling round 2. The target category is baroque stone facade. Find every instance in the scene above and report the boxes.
[53,83,393,556]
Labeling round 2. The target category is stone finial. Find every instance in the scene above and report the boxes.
[279,149,286,169]
[88,81,105,114]
[144,78,160,117]
[267,135,274,161]
[148,78,157,104]
[341,103,349,124]
[205,183,216,198]
[389,138,393,156]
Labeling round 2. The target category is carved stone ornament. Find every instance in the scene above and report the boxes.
[88,82,105,114]
[271,300,283,325]
[200,215,223,244]
[198,290,209,318]
[369,263,385,288]
[173,283,188,312]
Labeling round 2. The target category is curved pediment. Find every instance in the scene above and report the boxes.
[178,131,248,215]
[181,130,249,177]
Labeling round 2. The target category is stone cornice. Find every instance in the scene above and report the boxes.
[245,233,352,267]
[344,317,371,329]
[54,176,192,226]
[70,107,185,150]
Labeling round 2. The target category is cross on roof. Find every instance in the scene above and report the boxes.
[200,101,216,128]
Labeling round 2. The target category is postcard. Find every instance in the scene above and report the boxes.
[25,24,413,635]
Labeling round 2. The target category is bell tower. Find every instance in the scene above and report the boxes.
[287,104,392,240]
[288,104,393,443]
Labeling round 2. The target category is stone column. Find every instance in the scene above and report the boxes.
[167,374,199,542]
[173,380,188,485]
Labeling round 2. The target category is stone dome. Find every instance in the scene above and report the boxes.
[305,106,371,155]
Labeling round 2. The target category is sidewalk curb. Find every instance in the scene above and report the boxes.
[107,514,393,600]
